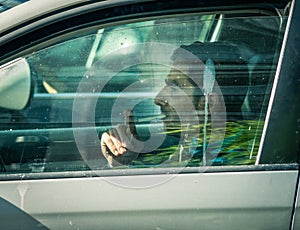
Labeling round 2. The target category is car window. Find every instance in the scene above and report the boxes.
[0,10,289,173]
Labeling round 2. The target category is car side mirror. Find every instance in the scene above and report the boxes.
[0,58,31,110]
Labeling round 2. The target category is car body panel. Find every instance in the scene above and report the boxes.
[0,0,89,32]
[0,168,298,229]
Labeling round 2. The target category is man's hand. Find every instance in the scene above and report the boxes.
[101,110,143,167]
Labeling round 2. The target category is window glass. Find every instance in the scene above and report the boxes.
[0,11,288,173]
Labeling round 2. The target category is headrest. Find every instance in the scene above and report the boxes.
[171,41,250,118]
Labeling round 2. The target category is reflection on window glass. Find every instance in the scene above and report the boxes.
[0,11,288,174]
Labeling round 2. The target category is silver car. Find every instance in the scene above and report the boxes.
[0,0,299,229]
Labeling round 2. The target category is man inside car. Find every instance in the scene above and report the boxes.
[100,41,250,168]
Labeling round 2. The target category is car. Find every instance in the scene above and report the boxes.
[0,0,299,229]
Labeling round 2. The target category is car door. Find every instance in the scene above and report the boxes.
[0,0,299,229]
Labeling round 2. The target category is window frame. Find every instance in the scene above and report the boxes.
[0,0,297,179]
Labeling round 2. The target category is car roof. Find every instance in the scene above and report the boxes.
[0,0,290,34]
[0,0,89,33]
[0,0,151,34]
[0,0,28,13]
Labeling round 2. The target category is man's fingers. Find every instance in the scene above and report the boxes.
[101,132,118,156]
[109,128,127,154]
[100,109,141,161]
[100,135,122,168]
[101,131,126,156]
[123,109,137,138]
